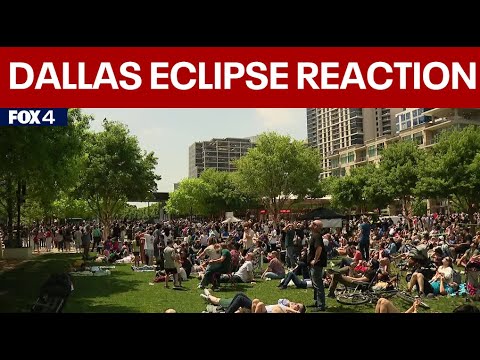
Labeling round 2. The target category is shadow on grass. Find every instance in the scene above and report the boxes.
[325,303,373,313]
[0,253,144,313]
[0,253,77,312]
[213,283,255,293]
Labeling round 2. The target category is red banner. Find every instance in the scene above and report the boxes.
[0,47,479,107]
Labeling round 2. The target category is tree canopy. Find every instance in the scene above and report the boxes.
[75,119,160,236]
[415,125,480,222]
[235,132,321,220]
[0,108,90,245]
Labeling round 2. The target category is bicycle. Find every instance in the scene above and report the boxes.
[334,270,399,306]
[394,290,430,309]
[336,287,399,305]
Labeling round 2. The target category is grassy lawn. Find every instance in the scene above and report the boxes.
[0,252,470,313]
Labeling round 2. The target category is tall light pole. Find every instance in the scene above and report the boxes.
[16,180,26,247]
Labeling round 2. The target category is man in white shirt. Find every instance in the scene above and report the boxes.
[199,231,209,250]
[231,252,254,283]
[143,230,154,266]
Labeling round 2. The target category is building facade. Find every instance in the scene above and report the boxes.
[188,137,255,178]
[306,108,404,177]
[308,108,480,214]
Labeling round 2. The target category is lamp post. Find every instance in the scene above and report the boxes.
[15,180,26,247]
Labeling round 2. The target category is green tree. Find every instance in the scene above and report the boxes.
[411,198,428,216]
[235,132,321,221]
[355,164,394,213]
[199,169,258,218]
[52,193,96,220]
[0,108,90,246]
[165,178,209,217]
[378,139,424,220]
[416,125,480,224]
[326,175,361,214]
[76,119,160,238]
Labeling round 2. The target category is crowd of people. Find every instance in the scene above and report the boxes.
[2,210,480,313]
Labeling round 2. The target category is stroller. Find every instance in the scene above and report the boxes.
[31,273,74,313]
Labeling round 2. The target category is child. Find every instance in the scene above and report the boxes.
[132,235,141,267]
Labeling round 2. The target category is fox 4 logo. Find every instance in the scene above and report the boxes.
[8,109,55,125]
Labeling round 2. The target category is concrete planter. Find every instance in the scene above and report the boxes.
[2,247,32,260]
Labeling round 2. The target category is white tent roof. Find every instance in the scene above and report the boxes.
[222,216,243,224]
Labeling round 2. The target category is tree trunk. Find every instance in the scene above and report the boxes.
[268,197,278,225]
[403,196,412,230]
[102,216,111,240]
[467,202,477,234]
[345,208,351,234]
[7,200,13,247]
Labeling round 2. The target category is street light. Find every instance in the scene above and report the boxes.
[16,180,26,247]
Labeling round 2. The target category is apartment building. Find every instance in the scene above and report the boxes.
[306,108,404,177]
[188,137,255,178]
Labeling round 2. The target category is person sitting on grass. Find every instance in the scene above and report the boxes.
[408,256,457,297]
[457,242,479,268]
[291,246,310,279]
[261,250,285,280]
[426,256,458,296]
[198,241,231,289]
[278,270,312,290]
[220,251,254,284]
[326,259,379,298]
[375,297,421,313]
[336,245,363,274]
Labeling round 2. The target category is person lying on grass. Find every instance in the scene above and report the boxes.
[200,290,305,313]
[375,297,421,313]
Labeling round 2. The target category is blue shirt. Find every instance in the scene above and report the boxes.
[359,223,371,244]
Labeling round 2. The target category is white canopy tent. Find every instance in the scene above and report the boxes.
[221,216,243,224]
[319,218,343,228]
[222,216,244,231]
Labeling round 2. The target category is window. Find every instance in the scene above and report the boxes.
[347,152,355,163]
[413,132,423,145]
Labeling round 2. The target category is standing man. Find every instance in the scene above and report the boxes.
[308,220,327,312]
[358,216,371,261]
[91,224,102,253]
[81,225,92,260]
[284,224,297,269]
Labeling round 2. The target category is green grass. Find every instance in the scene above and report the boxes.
[0,253,471,313]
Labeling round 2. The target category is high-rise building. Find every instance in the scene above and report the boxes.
[188,137,255,178]
[307,108,480,178]
[306,108,404,177]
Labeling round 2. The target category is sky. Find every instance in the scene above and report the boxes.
[82,108,308,194]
